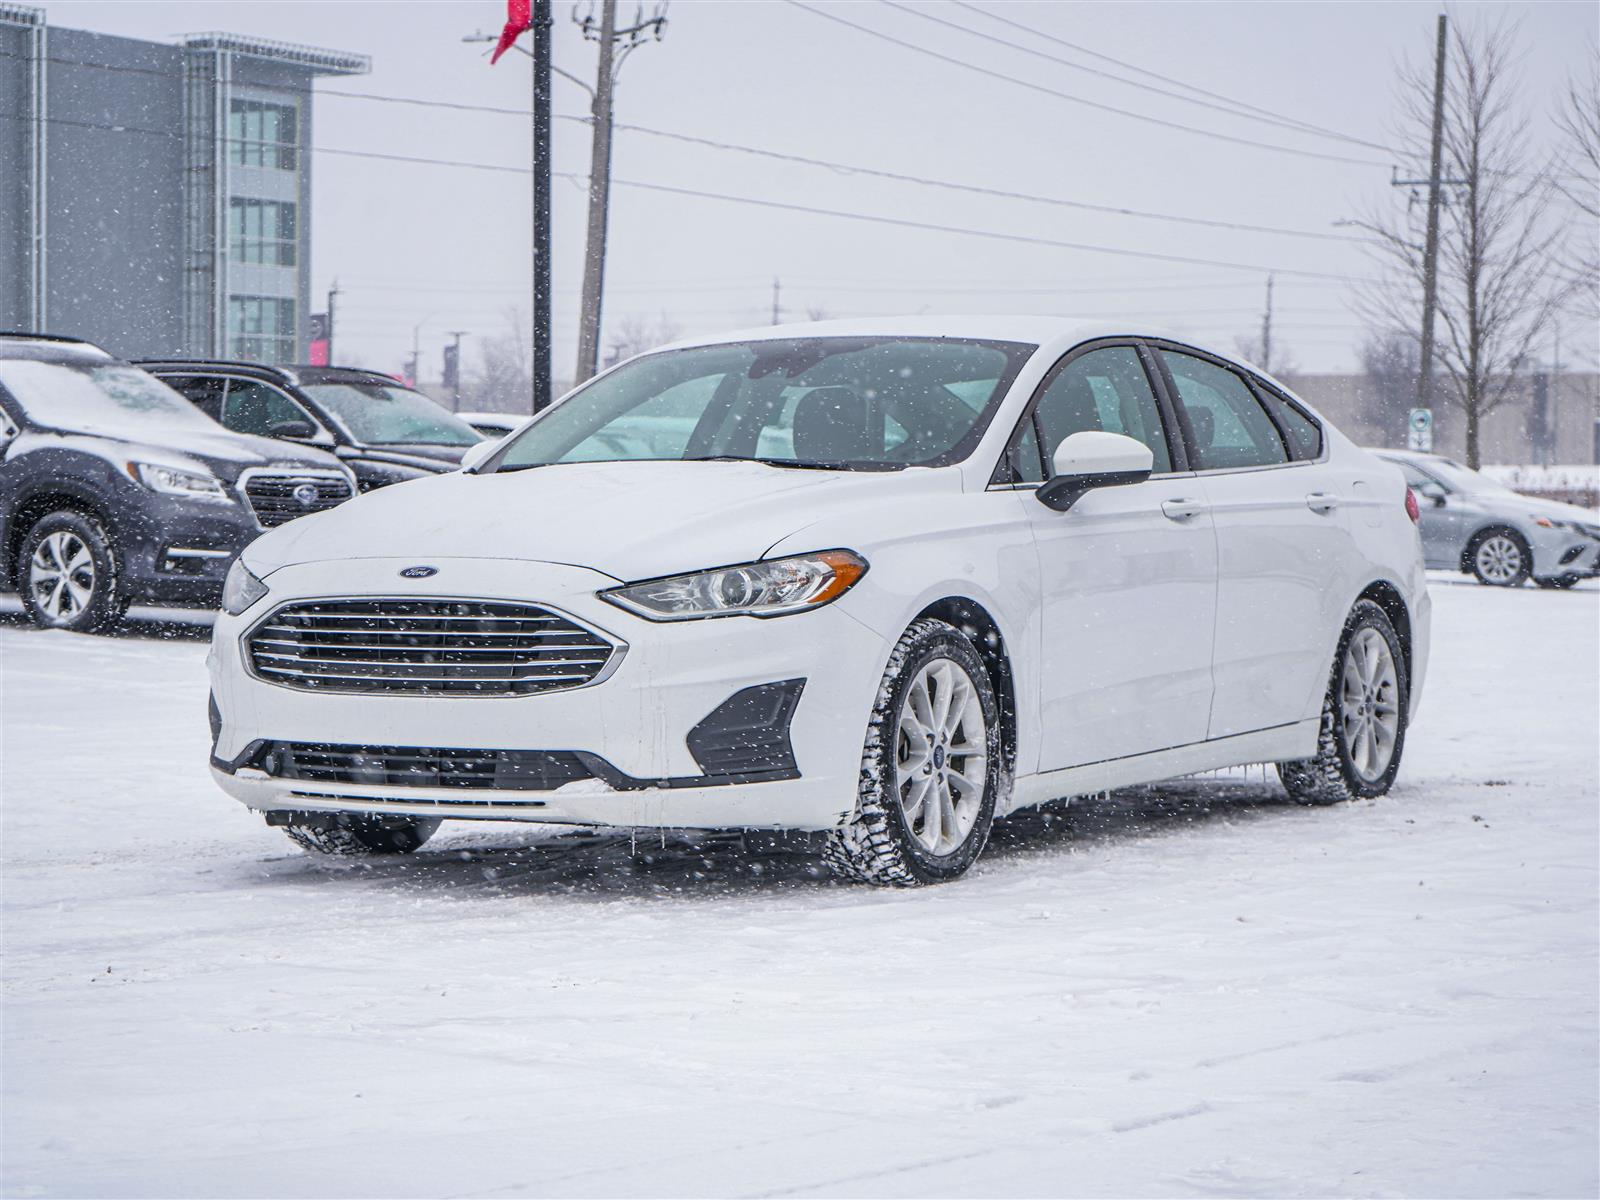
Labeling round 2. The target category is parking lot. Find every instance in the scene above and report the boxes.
[2,576,1596,1198]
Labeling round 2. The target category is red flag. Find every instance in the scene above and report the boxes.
[490,0,531,65]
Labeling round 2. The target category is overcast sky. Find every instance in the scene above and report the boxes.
[41,0,1600,386]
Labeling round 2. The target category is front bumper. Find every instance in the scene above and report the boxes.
[1528,525,1600,579]
[207,557,886,831]
[121,498,264,606]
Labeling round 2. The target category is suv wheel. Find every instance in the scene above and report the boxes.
[1467,529,1530,587]
[824,618,1003,886]
[1278,599,1409,805]
[19,510,125,633]
[281,813,440,856]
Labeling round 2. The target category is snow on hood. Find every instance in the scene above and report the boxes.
[245,459,951,582]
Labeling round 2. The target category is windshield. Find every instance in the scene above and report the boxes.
[1418,457,1514,495]
[0,360,227,438]
[492,336,1035,472]
[301,382,482,447]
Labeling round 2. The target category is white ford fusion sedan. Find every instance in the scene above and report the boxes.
[208,318,1430,885]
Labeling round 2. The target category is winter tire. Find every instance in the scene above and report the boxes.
[1534,574,1582,590]
[824,618,1003,886]
[282,814,440,856]
[1467,528,1530,587]
[19,510,125,633]
[1278,599,1408,806]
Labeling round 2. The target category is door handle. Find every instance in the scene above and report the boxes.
[1161,498,1207,521]
[1305,492,1341,513]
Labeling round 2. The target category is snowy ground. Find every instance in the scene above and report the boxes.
[2,577,1596,1198]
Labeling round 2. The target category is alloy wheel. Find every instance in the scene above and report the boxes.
[1475,534,1523,585]
[28,531,96,625]
[1339,627,1401,783]
[894,657,989,856]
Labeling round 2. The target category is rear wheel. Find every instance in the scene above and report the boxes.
[824,619,1002,886]
[1468,529,1530,587]
[1278,599,1408,805]
[281,814,440,856]
[18,510,125,633]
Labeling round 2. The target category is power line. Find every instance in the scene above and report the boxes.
[0,111,1371,281]
[782,0,1389,169]
[944,0,1399,154]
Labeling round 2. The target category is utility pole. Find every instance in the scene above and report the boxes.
[573,1,667,385]
[1259,273,1274,373]
[530,0,553,411]
[771,278,782,326]
[444,330,468,411]
[1395,13,1450,409]
[326,280,339,366]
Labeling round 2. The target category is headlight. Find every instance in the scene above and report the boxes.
[221,559,269,616]
[130,461,230,503]
[600,550,868,621]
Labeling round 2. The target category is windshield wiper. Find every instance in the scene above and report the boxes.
[682,455,900,472]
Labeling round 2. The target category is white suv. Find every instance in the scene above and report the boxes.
[208,319,1430,885]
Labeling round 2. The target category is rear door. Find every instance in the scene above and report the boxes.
[1008,342,1218,771]
[1153,345,1348,740]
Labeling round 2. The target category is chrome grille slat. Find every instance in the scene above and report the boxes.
[246,599,617,696]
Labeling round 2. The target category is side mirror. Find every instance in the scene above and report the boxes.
[1036,431,1154,513]
[1416,480,1447,506]
[459,439,499,472]
[268,419,317,440]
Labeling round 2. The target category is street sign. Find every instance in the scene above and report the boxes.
[1407,407,1433,452]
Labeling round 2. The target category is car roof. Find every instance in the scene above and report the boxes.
[654,315,1199,354]
[0,333,115,365]
[136,359,413,390]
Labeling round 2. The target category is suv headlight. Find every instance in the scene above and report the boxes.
[600,550,868,621]
[221,559,269,616]
[130,461,231,503]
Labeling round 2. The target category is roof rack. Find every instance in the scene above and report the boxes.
[0,331,95,346]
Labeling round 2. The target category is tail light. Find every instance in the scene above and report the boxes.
[1404,487,1420,524]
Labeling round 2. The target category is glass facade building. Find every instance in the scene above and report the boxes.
[0,7,366,364]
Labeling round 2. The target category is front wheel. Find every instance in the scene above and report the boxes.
[824,619,1003,886]
[19,510,125,633]
[1468,529,1530,587]
[280,814,440,856]
[1278,599,1409,805]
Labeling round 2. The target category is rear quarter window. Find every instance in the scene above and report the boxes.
[1253,381,1323,461]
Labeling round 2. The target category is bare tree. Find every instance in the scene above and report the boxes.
[1358,330,1421,447]
[1232,333,1299,381]
[1358,18,1564,467]
[1554,57,1600,311]
[603,312,683,368]
[468,309,534,415]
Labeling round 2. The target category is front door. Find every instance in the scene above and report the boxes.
[1010,344,1218,771]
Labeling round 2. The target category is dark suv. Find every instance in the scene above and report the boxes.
[139,360,482,492]
[0,335,355,632]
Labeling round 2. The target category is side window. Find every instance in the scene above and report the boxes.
[222,380,316,438]
[1034,345,1172,475]
[159,375,227,421]
[1160,350,1287,471]
[1253,381,1323,460]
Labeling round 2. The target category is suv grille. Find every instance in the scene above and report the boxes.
[242,471,354,528]
[252,741,592,791]
[246,599,618,696]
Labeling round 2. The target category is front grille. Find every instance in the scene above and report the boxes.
[251,741,593,791]
[242,471,354,528]
[246,598,617,696]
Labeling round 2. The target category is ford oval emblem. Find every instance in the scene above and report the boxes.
[399,565,438,579]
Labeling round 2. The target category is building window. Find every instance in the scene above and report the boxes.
[228,198,297,266]
[228,295,297,364]
[228,98,298,170]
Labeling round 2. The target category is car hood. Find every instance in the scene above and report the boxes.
[40,425,345,483]
[1510,494,1600,529]
[245,459,952,581]
[358,442,471,468]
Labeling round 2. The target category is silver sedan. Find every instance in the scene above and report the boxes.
[1374,450,1600,589]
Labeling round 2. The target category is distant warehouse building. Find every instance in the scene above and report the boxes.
[0,4,366,363]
